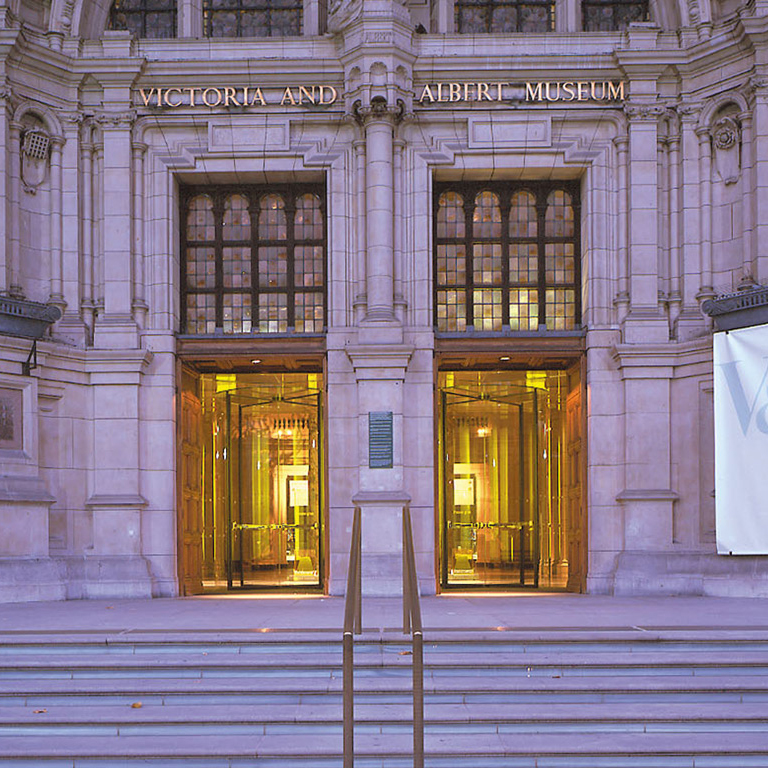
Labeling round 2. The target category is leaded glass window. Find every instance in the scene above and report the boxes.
[181,185,326,335]
[108,0,177,38]
[582,0,648,30]
[455,0,554,33]
[434,182,580,333]
[203,0,302,37]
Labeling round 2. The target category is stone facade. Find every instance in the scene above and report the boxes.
[1,0,767,603]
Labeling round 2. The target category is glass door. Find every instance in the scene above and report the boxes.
[439,369,573,590]
[210,382,322,589]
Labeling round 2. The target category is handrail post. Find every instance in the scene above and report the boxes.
[343,506,362,768]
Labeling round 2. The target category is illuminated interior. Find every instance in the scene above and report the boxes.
[200,372,323,590]
[438,369,581,589]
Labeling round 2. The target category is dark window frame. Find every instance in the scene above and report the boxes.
[180,183,327,337]
[581,0,649,30]
[433,180,582,335]
[107,0,178,38]
[455,0,555,33]
[202,0,303,38]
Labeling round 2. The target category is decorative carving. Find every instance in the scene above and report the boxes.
[712,115,741,185]
[21,127,50,193]
[328,0,363,32]
[623,103,666,121]
[94,110,136,128]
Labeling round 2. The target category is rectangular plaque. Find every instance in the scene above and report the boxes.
[289,479,309,508]
[454,477,475,506]
[368,411,393,469]
[0,388,22,451]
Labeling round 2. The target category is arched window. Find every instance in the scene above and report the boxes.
[455,0,554,33]
[434,182,580,333]
[203,0,302,37]
[107,0,177,38]
[582,0,649,30]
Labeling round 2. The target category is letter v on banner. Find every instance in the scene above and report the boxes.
[713,322,768,554]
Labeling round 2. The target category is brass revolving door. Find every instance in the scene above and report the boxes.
[201,374,323,590]
[439,370,574,589]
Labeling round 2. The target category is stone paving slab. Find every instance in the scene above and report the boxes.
[2,594,768,636]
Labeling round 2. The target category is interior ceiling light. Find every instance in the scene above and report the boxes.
[500,356,510,361]
[251,359,262,364]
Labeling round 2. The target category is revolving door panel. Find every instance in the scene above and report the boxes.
[217,388,322,588]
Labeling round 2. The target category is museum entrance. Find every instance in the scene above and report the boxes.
[438,368,584,591]
[179,369,324,593]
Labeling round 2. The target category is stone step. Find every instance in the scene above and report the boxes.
[4,731,768,767]
[3,673,768,707]
[0,701,766,737]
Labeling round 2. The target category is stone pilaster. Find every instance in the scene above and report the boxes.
[622,102,668,343]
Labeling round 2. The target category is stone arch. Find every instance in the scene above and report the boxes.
[13,102,63,139]
[699,91,749,128]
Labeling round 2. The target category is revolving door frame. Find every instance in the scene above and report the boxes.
[221,386,324,592]
[439,383,544,590]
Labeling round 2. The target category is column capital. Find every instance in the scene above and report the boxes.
[623,102,666,122]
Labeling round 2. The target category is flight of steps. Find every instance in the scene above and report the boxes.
[2,625,768,766]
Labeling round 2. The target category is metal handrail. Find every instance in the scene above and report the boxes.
[402,505,424,768]
[342,506,362,768]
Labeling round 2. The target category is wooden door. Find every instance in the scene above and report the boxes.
[565,363,587,592]
[177,364,204,595]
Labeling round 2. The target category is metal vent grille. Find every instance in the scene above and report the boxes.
[22,130,50,160]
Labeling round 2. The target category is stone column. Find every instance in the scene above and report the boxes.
[131,141,148,329]
[740,110,755,283]
[613,134,630,323]
[8,120,22,297]
[93,112,139,348]
[361,102,396,324]
[48,136,65,312]
[0,90,11,294]
[676,103,705,339]
[80,137,95,336]
[622,103,668,343]
[750,77,768,283]
[667,121,682,336]
[695,124,714,301]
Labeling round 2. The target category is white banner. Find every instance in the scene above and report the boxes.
[714,322,768,554]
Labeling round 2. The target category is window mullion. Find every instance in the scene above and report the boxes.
[465,189,475,331]
[213,194,225,331]
[501,190,510,331]
[287,194,296,332]
[536,189,547,330]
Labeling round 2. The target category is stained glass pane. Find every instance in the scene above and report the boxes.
[437,192,465,238]
[437,290,467,332]
[241,10,268,35]
[108,0,177,37]
[473,191,501,238]
[437,245,467,286]
[518,4,550,32]
[294,195,323,240]
[209,10,237,36]
[473,243,502,285]
[186,294,216,334]
[509,243,538,283]
[509,288,539,331]
[583,0,648,30]
[545,190,574,238]
[545,288,576,330]
[473,289,503,331]
[509,191,537,238]
[223,293,252,334]
[186,196,215,241]
[258,294,288,333]
[545,243,575,284]
[491,4,517,31]
[456,6,488,32]
[259,195,287,240]
[295,246,324,287]
[186,248,216,290]
[271,9,301,35]
[258,246,288,287]
[223,195,251,241]
[223,247,251,289]
[295,293,324,333]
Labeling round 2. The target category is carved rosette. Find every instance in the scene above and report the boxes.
[711,115,741,185]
